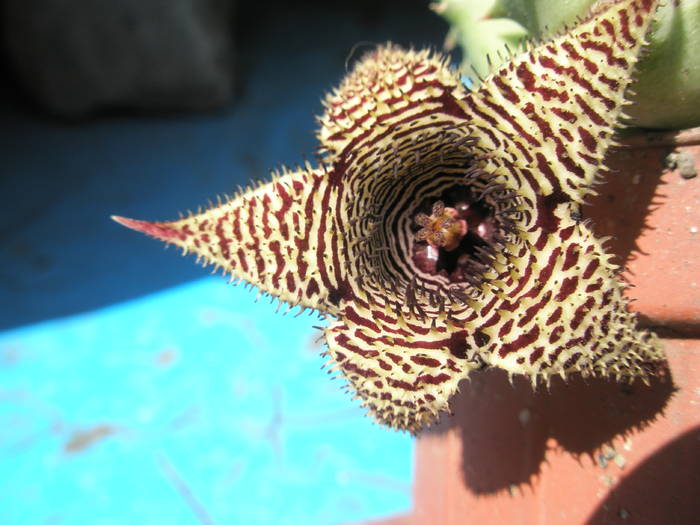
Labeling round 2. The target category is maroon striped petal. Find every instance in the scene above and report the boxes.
[325,306,480,432]
[463,0,659,203]
[113,166,343,314]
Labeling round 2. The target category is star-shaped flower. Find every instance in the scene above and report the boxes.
[114,0,666,433]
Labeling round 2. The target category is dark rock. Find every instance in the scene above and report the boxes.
[2,0,235,116]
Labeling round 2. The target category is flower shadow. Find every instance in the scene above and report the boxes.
[586,143,672,267]
[425,366,674,495]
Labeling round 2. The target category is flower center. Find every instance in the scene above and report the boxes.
[414,200,468,252]
[412,186,497,284]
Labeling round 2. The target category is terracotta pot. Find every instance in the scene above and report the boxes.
[362,128,700,525]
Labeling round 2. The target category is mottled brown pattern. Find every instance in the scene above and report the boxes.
[114,0,665,433]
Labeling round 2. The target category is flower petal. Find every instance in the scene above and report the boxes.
[464,0,660,203]
[317,46,469,160]
[114,166,345,314]
[325,302,483,433]
[475,216,663,383]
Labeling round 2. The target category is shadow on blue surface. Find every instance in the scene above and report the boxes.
[0,1,451,522]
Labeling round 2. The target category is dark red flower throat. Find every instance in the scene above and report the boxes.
[412,184,501,285]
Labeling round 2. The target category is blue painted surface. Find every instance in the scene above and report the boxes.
[0,279,412,524]
[0,2,451,522]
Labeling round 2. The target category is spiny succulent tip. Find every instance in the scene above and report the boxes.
[111,215,185,242]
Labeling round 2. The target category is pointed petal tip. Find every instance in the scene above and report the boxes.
[111,215,185,242]
[111,215,143,230]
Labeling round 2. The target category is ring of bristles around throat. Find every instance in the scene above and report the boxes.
[339,121,523,322]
